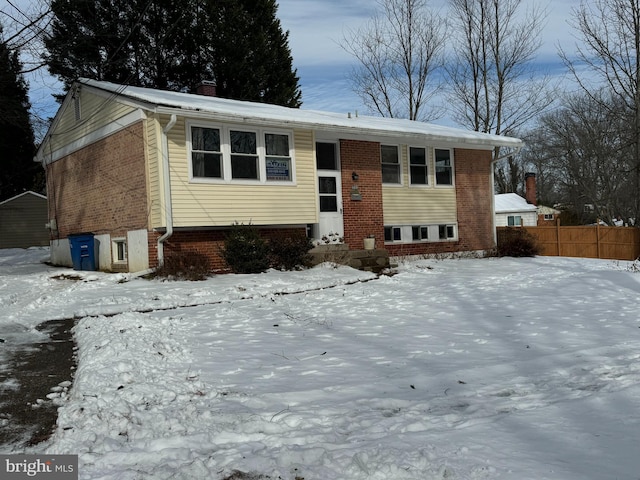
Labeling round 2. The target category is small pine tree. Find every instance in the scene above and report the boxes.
[221,223,271,274]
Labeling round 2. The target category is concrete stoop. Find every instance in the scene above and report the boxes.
[309,244,390,273]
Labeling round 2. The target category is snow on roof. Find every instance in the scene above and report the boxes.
[494,193,537,213]
[537,205,561,215]
[78,78,523,149]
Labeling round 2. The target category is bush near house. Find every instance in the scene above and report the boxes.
[496,228,540,257]
[155,250,211,281]
[269,232,314,271]
[223,224,314,274]
[222,223,272,274]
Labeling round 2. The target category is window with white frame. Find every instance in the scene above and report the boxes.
[189,123,294,183]
[439,224,456,240]
[265,133,292,181]
[544,214,554,221]
[384,224,457,243]
[507,215,522,226]
[112,238,127,263]
[384,226,402,242]
[381,145,401,184]
[412,225,429,241]
[191,126,223,179]
[409,147,428,185]
[230,129,258,179]
[435,148,453,185]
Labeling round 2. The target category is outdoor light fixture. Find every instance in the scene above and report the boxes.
[352,172,359,181]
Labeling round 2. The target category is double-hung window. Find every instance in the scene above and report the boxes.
[191,126,223,179]
[381,145,401,184]
[189,124,293,183]
[435,148,453,185]
[230,130,258,180]
[409,147,428,185]
[265,133,292,181]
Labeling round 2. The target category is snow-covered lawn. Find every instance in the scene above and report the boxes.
[2,248,640,479]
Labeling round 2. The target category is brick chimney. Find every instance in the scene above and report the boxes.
[525,172,537,205]
[195,80,217,97]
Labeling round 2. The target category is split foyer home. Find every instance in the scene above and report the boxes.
[35,78,523,273]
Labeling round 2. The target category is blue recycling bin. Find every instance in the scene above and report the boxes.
[68,233,97,271]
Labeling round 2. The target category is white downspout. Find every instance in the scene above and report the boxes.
[157,114,177,266]
[491,146,523,245]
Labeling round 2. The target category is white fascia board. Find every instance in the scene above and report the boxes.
[154,105,520,151]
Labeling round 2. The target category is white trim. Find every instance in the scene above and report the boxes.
[186,120,296,185]
[408,145,429,187]
[0,191,47,205]
[384,223,459,244]
[434,147,455,188]
[381,143,403,186]
[111,237,128,263]
[38,109,147,165]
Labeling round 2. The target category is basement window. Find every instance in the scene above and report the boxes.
[439,224,456,240]
[112,238,127,263]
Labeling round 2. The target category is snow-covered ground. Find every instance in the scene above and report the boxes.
[2,247,640,479]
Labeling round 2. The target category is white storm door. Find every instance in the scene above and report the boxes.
[316,142,344,241]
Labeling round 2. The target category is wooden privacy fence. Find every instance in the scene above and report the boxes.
[497,225,640,261]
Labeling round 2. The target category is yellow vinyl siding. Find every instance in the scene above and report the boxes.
[49,88,136,152]
[383,188,457,224]
[145,115,161,228]
[382,145,457,224]
[164,121,317,227]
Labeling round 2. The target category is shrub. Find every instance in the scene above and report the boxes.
[221,223,271,274]
[497,228,540,257]
[269,232,314,270]
[155,250,211,281]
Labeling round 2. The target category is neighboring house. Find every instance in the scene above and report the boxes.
[537,205,561,226]
[494,193,538,227]
[0,191,49,249]
[35,78,523,273]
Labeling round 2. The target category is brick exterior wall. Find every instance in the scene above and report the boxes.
[339,139,385,249]
[452,148,495,251]
[385,148,495,257]
[158,227,307,272]
[46,122,149,240]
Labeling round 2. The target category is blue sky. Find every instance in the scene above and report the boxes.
[1,0,583,127]
[277,0,582,118]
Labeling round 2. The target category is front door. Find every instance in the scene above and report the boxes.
[316,142,344,243]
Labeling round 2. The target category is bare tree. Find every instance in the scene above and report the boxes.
[561,0,640,225]
[535,91,634,224]
[447,0,554,192]
[342,0,446,121]
[0,0,52,74]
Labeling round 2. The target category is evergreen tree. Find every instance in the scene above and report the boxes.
[0,26,39,201]
[44,0,301,106]
[207,0,301,107]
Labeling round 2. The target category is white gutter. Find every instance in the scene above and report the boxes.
[490,146,523,245]
[157,114,177,266]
